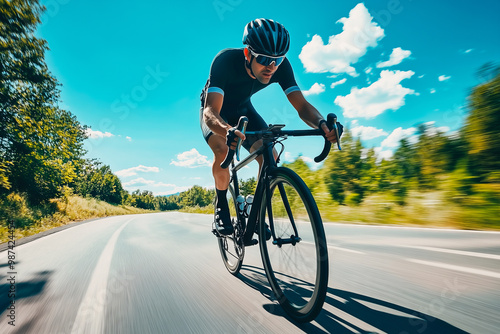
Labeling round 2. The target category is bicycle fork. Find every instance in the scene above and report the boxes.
[265,174,302,248]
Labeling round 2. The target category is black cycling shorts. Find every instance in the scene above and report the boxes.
[200,102,267,151]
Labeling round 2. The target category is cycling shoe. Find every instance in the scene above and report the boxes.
[215,208,234,236]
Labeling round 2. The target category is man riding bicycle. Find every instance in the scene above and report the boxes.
[200,18,340,236]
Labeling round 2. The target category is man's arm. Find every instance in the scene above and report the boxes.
[203,92,230,138]
[286,90,338,143]
[203,92,245,148]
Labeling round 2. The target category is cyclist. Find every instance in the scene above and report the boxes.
[200,18,340,235]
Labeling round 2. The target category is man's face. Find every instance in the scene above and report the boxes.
[244,48,281,84]
[251,60,278,84]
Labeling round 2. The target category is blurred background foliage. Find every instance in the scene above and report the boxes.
[1,0,499,238]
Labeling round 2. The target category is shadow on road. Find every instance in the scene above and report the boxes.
[238,265,468,334]
[0,270,52,314]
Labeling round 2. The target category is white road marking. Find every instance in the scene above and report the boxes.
[407,259,500,279]
[71,220,130,334]
[329,246,366,255]
[302,241,365,254]
[405,245,500,260]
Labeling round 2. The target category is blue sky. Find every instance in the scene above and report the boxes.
[37,0,500,195]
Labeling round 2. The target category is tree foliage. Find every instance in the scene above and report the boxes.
[75,160,123,204]
[1,0,87,202]
[1,0,498,226]
[465,65,500,179]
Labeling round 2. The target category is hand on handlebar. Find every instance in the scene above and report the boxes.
[226,128,246,150]
[319,121,343,144]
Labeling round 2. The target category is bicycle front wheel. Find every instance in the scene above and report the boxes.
[259,167,328,322]
[217,185,245,275]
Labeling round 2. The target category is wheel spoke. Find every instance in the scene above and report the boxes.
[217,185,244,275]
[259,168,328,322]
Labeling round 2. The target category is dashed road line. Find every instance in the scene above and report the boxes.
[329,246,366,255]
[404,246,500,260]
[407,259,500,279]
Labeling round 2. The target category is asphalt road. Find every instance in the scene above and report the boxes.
[1,212,499,333]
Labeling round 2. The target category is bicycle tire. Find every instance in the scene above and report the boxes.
[217,185,245,275]
[259,167,328,322]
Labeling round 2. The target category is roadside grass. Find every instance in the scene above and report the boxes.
[319,190,500,230]
[179,190,500,231]
[0,193,151,243]
[179,203,214,215]
[2,187,497,244]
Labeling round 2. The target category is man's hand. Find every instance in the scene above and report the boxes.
[226,128,246,150]
[319,120,343,144]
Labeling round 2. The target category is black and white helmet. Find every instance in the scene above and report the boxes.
[242,18,290,57]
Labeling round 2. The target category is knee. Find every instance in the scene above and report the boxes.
[212,143,229,161]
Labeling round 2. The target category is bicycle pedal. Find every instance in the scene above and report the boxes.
[244,239,258,246]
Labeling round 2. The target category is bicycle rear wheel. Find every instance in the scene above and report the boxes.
[217,185,245,275]
[259,167,328,322]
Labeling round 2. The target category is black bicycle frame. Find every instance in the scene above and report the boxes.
[229,137,276,245]
[230,132,308,246]
[226,115,340,246]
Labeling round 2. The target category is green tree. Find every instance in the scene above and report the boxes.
[465,66,500,179]
[239,177,257,197]
[75,161,123,204]
[130,190,157,210]
[158,195,180,211]
[322,129,365,205]
[1,0,87,202]
[179,185,214,207]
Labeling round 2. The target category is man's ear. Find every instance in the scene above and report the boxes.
[244,47,250,61]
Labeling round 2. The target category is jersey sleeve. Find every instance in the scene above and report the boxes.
[276,58,300,95]
[206,50,232,96]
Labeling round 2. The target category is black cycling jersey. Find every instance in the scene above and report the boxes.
[200,48,301,147]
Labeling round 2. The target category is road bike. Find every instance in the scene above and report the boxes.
[212,113,342,323]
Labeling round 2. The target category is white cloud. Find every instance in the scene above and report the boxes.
[122,177,157,187]
[126,136,132,141]
[376,47,411,68]
[122,177,177,188]
[335,70,415,119]
[115,165,160,178]
[430,88,436,94]
[303,83,326,96]
[283,152,319,170]
[170,148,212,168]
[121,177,191,196]
[438,75,451,81]
[371,123,451,161]
[374,147,394,161]
[85,128,114,139]
[299,156,315,164]
[381,127,417,148]
[463,49,473,54]
[424,121,450,136]
[330,78,347,89]
[351,126,388,140]
[299,3,384,76]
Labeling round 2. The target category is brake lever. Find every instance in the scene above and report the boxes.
[314,113,341,163]
[220,116,248,169]
[331,115,342,151]
[236,119,248,161]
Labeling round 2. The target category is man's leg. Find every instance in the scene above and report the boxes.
[208,134,234,235]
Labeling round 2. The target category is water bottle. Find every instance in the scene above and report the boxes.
[245,195,254,217]
[236,195,245,214]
